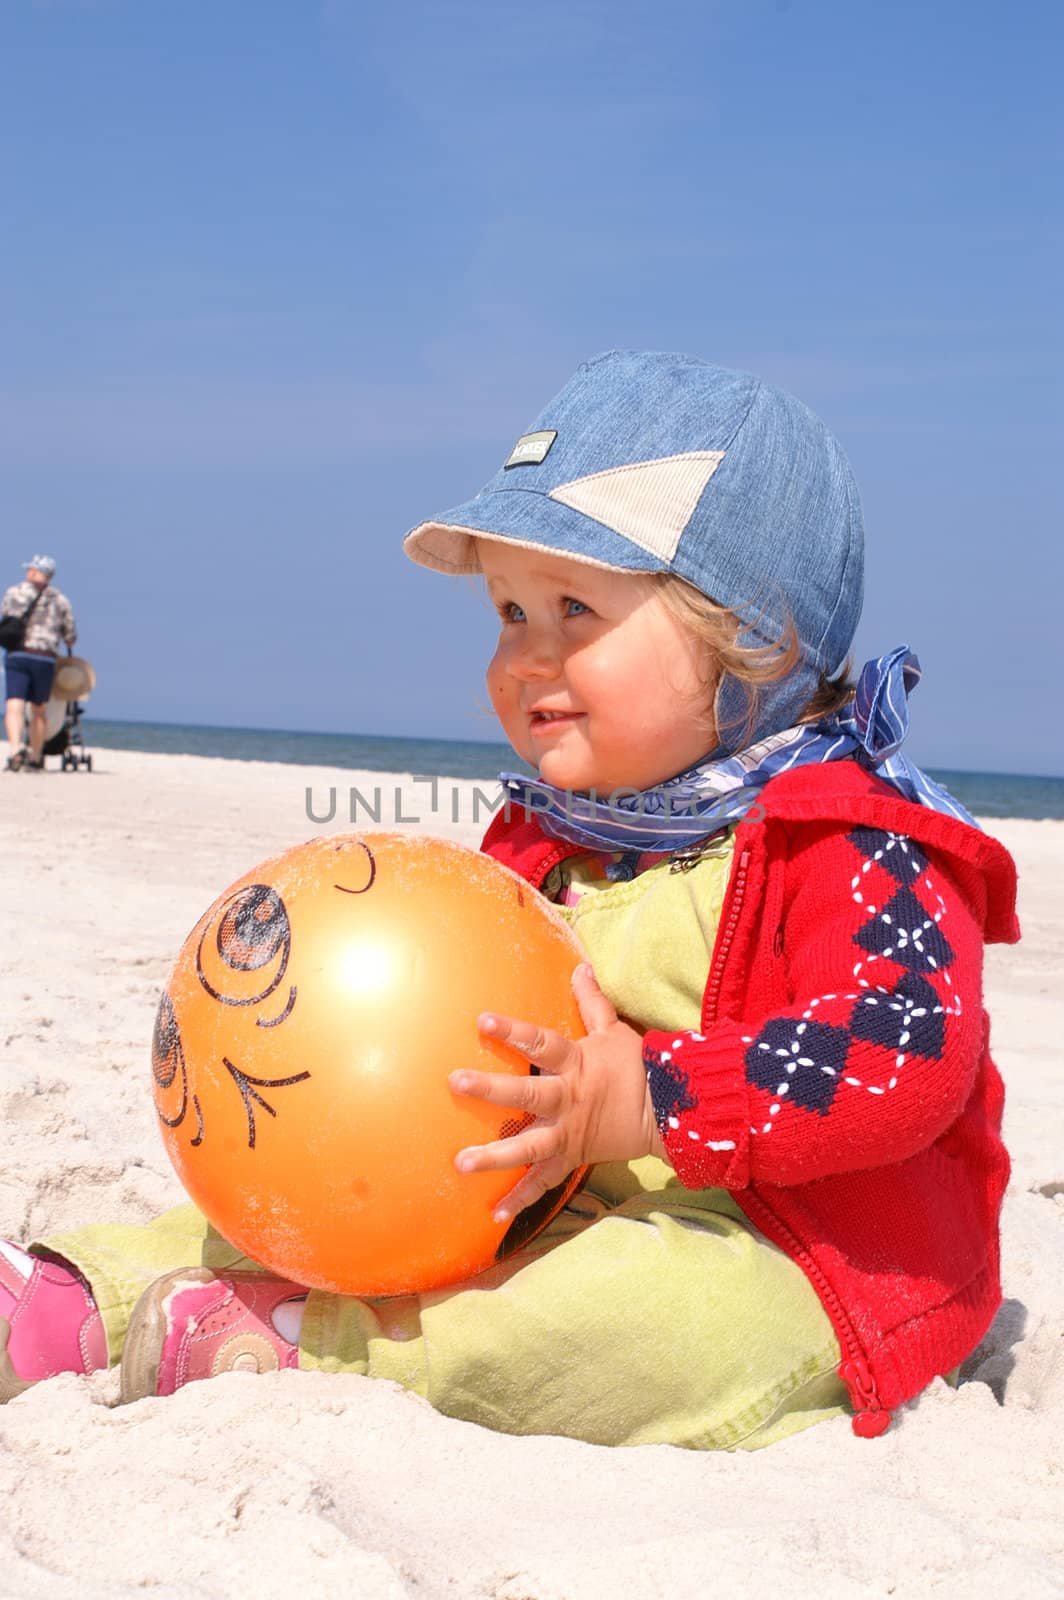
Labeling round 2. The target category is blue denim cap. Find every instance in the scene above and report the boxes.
[404,351,864,752]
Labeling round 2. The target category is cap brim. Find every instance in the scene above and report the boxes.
[403,488,668,578]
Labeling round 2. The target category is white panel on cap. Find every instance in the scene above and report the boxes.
[547,451,726,561]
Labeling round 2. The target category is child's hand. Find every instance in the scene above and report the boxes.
[449,963,665,1221]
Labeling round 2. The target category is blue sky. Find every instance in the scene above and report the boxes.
[2,0,1061,774]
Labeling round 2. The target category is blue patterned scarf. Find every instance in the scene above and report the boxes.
[498,645,978,855]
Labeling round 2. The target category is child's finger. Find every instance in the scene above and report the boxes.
[489,1161,571,1223]
[476,1012,573,1073]
[570,962,618,1031]
[454,1123,562,1176]
[448,1067,565,1118]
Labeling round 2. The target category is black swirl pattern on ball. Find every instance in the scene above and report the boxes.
[222,1055,312,1150]
[151,990,189,1129]
[196,884,292,1006]
[332,838,376,895]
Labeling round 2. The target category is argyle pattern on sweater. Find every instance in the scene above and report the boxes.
[644,825,974,1188]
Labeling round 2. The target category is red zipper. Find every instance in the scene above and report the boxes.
[738,1189,891,1436]
[702,845,892,1439]
[701,848,752,1031]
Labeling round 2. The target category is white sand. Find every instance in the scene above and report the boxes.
[1,749,1061,1600]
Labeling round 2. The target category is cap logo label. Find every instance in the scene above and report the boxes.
[504,430,557,469]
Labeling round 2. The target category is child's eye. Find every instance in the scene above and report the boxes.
[494,598,590,623]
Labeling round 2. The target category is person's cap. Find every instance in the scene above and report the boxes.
[24,554,57,578]
[404,351,864,677]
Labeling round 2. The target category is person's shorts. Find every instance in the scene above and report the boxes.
[4,651,56,705]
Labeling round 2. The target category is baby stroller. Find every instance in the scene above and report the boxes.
[38,656,95,771]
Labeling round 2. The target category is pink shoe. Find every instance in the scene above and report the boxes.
[0,1240,107,1401]
[120,1268,303,1402]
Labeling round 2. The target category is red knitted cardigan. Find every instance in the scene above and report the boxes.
[481,759,1020,1438]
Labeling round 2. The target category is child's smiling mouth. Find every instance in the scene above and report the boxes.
[528,708,583,734]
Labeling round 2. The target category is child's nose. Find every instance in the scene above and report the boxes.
[508,625,560,680]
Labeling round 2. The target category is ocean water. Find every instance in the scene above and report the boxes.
[81,718,1064,820]
[82,718,533,780]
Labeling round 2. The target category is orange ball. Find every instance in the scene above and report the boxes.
[152,831,587,1296]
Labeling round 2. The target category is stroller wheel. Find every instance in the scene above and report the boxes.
[84,753,93,771]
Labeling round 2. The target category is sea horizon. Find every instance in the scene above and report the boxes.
[79,715,1064,820]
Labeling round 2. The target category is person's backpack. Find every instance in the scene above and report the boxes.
[0,588,45,652]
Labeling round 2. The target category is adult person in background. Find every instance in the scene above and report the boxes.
[2,555,78,772]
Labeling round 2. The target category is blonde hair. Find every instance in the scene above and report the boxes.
[650,573,856,748]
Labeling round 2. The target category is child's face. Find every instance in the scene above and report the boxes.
[481,543,716,794]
